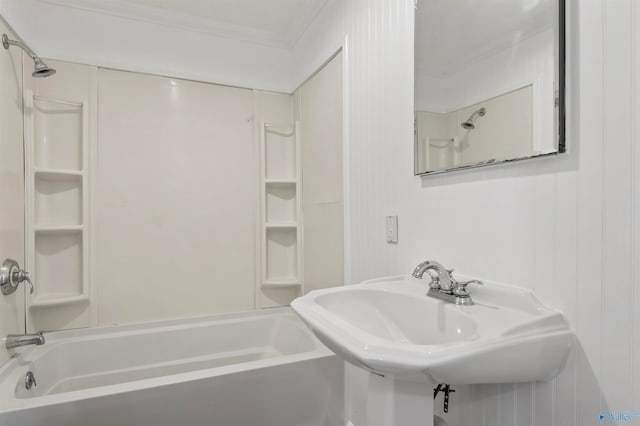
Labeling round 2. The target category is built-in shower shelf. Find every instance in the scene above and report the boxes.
[260,121,302,292]
[262,280,301,288]
[264,178,297,184]
[265,223,298,229]
[26,89,90,311]
[30,294,89,309]
[35,168,84,177]
[34,225,85,233]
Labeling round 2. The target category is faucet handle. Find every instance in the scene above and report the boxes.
[0,259,34,296]
[453,279,483,297]
[16,271,34,295]
[425,270,441,290]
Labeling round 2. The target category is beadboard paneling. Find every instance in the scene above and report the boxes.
[294,0,640,424]
[293,1,414,423]
[293,0,413,287]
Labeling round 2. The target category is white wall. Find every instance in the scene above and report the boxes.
[97,68,257,326]
[0,17,26,365]
[295,0,640,425]
[295,52,344,294]
[292,0,414,423]
[23,63,304,327]
[0,0,294,93]
[292,0,412,287]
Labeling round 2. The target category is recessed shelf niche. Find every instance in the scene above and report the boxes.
[35,173,83,226]
[266,182,296,224]
[265,126,296,179]
[34,231,83,302]
[33,97,83,171]
[260,122,302,288]
[265,228,298,283]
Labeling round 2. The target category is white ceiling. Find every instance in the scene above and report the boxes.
[416,0,556,78]
[41,0,329,48]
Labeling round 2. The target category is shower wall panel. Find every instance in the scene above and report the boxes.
[295,52,344,295]
[97,69,256,326]
[0,18,26,365]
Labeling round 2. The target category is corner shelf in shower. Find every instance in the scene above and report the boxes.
[25,92,90,308]
[259,121,303,290]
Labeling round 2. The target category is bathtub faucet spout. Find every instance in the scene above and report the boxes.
[4,332,45,350]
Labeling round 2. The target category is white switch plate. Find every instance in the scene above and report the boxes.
[386,215,398,244]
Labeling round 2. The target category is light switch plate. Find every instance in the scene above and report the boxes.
[386,215,398,244]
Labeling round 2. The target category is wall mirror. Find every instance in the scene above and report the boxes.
[414,0,566,176]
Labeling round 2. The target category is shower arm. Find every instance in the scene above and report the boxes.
[3,33,56,78]
[2,35,41,63]
[466,108,486,123]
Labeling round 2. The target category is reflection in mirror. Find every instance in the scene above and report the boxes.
[414,0,565,175]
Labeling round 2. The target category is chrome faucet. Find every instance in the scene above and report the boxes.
[4,332,45,350]
[412,260,483,306]
[412,260,455,291]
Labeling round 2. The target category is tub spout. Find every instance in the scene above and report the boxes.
[4,332,45,350]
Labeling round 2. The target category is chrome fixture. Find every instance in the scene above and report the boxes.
[412,260,483,306]
[25,371,37,390]
[461,107,486,130]
[4,332,45,350]
[412,260,454,291]
[0,258,33,296]
[2,33,56,78]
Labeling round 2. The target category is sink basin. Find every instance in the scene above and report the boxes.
[314,290,479,345]
[292,275,573,384]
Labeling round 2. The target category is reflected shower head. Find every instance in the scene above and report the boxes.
[461,107,486,130]
[2,34,56,78]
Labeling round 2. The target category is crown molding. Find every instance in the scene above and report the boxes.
[285,0,329,47]
[38,0,296,49]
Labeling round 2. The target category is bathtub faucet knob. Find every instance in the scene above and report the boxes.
[0,258,34,296]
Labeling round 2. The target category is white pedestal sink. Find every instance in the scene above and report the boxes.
[291,275,574,426]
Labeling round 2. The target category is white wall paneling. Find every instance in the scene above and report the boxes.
[292,0,414,423]
[0,17,26,365]
[294,0,640,425]
[295,51,344,295]
[634,0,640,411]
[293,0,413,285]
[97,69,256,325]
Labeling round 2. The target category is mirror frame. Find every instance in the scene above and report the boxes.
[414,0,566,176]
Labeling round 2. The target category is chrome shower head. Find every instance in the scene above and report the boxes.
[32,59,56,78]
[2,34,56,78]
[461,107,486,130]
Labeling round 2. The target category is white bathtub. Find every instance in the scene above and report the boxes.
[0,307,343,426]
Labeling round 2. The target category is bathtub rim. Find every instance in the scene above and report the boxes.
[0,307,335,413]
